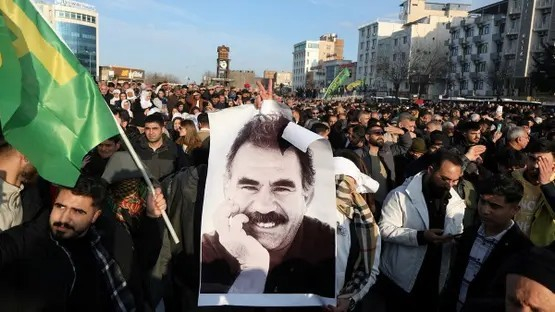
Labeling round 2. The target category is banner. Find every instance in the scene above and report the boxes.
[0,0,118,186]
[323,68,350,99]
[199,101,336,307]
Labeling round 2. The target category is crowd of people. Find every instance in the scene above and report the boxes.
[0,79,554,312]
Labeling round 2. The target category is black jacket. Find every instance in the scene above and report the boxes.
[0,208,163,312]
[441,224,533,312]
[133,135,184,182]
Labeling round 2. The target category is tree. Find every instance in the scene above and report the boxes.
[376,54,409,98]
[530,43,555,94]
[144,72,181,84]
[408,41,450,97]
[484,61,512,100]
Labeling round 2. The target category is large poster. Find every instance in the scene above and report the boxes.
[199,101,336,307]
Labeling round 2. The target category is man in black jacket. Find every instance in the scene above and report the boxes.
[441,174,533,312]
[0,175,166,312]
[133,113,184,181]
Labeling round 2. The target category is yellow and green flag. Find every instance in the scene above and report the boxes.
[0,0,118,187]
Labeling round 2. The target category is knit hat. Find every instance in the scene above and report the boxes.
[410,138,427,154]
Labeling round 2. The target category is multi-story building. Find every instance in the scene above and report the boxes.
[358,0,471,97]
[292,40,320,89]
[357,21,404,91]
[34,0,99,78]
[263,70,277,80]
[292,34,344,89]
[447,1,508,97]
[400,0,470,24]
[503,0,555,95]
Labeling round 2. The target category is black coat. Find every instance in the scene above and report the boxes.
[441,224,533,312]
[0,208,163,312]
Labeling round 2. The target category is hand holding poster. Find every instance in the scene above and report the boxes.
[199,100,336,307]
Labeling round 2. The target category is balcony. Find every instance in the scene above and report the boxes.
[506,27,520,38]
[509,6,521,16]
[492,33,503,42]
[504,48,517,58]
[534,21,549,31]
[490,52,501,62]
[469,72,480,80]
[494,14,506,24]
[473,35,483,44]
[537,0,552,10]
[471,54,482,62]
[459,37,469,46]
[457,55,465,63]
[475,16,485,25]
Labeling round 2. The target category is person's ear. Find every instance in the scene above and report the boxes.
[427,166,434,175]
[304,186,315,207]
[92,209,102,224]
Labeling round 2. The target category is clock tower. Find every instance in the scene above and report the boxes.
[216,45,230,84]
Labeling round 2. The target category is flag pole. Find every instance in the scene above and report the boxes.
[114,120,180,244]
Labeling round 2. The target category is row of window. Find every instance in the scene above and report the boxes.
[360,25,378,38]
[451,24,492,39]
[450,43,491,56]
[56,10,96,24]
[459,80,485,90]
[452,61,487,73]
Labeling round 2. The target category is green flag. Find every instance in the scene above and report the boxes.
[0,0,118,187]
[323,68,350,99]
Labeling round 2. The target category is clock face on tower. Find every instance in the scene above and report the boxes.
[218,60,228,70]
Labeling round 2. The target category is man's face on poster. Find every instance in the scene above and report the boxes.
[225,143,312,252]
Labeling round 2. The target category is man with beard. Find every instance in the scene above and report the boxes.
[0,137,44,231]
[360,119,412,219]
[0,175,166,311]
[200,114,335,297]
[512,139,555,246]
[378,151,466,311]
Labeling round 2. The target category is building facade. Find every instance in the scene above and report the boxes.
[34,0,99,78]
[358,0,471,98]
[292,34,345,90]
[357,21,404,91]
[228,70,256,89]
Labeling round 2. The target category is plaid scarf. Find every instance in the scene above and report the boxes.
[89,227,136,312]
[335,174,380,304]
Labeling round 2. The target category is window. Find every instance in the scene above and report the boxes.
[360,42,364,49]
[477,80,484,90]
[361,29,365,37]
[462,62,470,72]
[393,53,397,61]
[373,25,378,35]
[370,65,374,73]
[401,52,406,60]
[371,52,376,60]
[394,38,399,46]
[372,39,376,49]
[466,28,473,38]
[477,62,486,72]
[451,46,459,56]
[463,46,471,55]
[462,80,468,89]
[403,36,408,44]
[478,43,488,54]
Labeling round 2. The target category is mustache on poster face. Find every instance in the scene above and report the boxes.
[244,211,289,226]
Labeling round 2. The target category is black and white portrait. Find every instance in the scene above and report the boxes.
[199,102,336,307]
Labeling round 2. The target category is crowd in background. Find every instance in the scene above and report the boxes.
[0,79,554,312]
